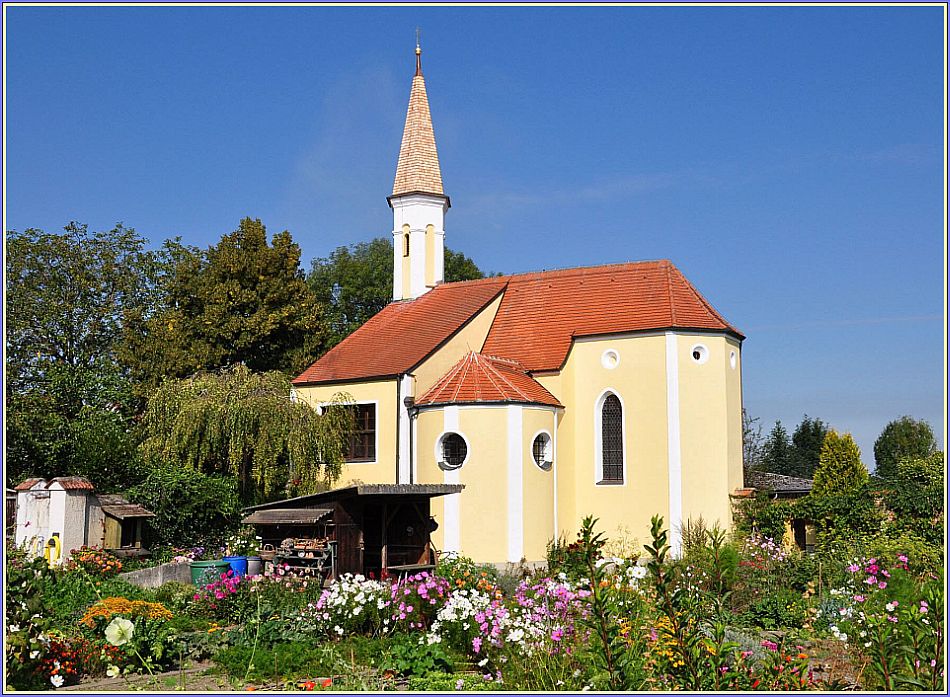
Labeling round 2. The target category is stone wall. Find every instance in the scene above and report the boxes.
[119,561,192,588]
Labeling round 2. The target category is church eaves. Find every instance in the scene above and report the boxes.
[391,46,444,198]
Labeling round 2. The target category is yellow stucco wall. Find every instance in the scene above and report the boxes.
[411,294,503,396]
[522,407,557,562]
[294,379,399,486]
[678,334,742,531]
[559,334,671,546]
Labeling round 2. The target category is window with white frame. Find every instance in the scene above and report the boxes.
[600,394,624,483]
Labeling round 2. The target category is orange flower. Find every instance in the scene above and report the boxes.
[321,679,332,688]
[797,653,808,660]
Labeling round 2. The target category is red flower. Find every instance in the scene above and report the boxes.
[321,679,332,688]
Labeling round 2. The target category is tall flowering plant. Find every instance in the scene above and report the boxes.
[303,573,389,636]
[385,571,451,632]
[835,555,945,690]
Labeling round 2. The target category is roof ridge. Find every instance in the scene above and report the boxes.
[436,259,672,289]
[485,357,533,402]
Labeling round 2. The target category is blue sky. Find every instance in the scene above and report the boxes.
[5,5,945,464]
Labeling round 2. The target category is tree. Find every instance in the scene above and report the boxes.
[873,416,938,479]
[310,237,492,349]
[121,218,324,385]
[789,415,828,479]
[760,421,792,475]
[5,222,158,392]
[138,364,353,501]
[812,430,869,496]
[742,409,765,473]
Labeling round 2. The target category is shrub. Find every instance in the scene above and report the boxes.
[812,430,868,495]
[436,553,499,594]
[80,597,173,628]
[126,464,243,550]
[384,632,454,676]
[738,589,808,629]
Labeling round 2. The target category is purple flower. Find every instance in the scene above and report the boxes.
[551,628,564,642]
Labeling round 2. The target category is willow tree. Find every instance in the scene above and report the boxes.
[140,364,352,501]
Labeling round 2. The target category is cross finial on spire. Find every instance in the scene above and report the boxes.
[415,27,423,76]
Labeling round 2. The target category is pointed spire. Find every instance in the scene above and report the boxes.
[392,43,444,197]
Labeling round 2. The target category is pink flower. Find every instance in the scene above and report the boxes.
[865,576,877,586]
[847,564,860,573]
[878,582,887,590]
[761,640,778,652]
[853,595,866,603]
[472,637,482,653]
[551,628,564,642]
[897,554,908,563]
[887,615,898,623]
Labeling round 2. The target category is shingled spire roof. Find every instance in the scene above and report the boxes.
[392,45,445,198]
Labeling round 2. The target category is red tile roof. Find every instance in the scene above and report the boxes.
[416,352,562,407]
[481,260,741,371]
[293,260,741,385]
[48,476,95,491]
[293,279,507,386]
[14,478,45,491]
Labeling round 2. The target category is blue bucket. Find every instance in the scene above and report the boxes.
[223,555,248,577]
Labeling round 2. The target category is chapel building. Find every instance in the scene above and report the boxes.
[292,46,745,563]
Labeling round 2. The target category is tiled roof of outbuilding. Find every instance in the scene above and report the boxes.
[14,478,45,491]
[415,352,562,408]
[48,476,95,491]
[293,260,742,385]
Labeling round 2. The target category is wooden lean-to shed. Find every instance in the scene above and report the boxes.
[243,483,463,580]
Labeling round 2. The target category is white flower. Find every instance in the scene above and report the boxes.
[478,658,489,667]
[106,665,121,678]
[9,625,20,633]
[885,602,896,612]
[50,675,65,688]
[30,650,40,659]
[631,565,647,580]
[105,617,135,647]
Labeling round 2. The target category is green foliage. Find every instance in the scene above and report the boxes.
[812,430,868,495]
[126,465,243,549]
[5,222,158,391]
[789,415,828,478]
[738,589,808,629]
[435,553,499,592]
[310,237,491,349]
[760,421,792,475]
[405,672,504,691]
[5,555,56,689]
[384,633,454,676]
[546,527,603,583]
[122,219,324,385]
[742,408,765,472]
[138,364,353,500]
[873,416,937,479]
[882,452,945,549]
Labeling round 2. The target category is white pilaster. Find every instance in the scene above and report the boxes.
[397,374,413,484]
[507,405,524,563]
[665,332,683,557]
[442,406,461,553]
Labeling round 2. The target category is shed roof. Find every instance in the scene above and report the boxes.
[245,483,465,512]
[745,470,814,495]
[97,494,155,519]
[242,508,334,525]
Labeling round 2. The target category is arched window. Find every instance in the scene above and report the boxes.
[403,232,410,257]
[600,394,624,483]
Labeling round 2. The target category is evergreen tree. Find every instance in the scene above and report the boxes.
[789,415,828,479]
[812,430,869,495]
[873,416,938,479]
[760,421,792,475]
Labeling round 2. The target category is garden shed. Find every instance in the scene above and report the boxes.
[242,483,463,580]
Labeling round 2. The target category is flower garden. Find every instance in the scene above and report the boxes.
[4,515,944,692]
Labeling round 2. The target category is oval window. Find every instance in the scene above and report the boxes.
[532,433,553,471]
[438,433,468,470]
[690,344,709,364]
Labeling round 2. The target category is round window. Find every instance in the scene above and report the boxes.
[438,433,468,470]
[601,349,620,370]
[532,433,553,471]
[690,344,709,364]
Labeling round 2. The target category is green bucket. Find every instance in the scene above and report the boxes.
[189,560,231,586]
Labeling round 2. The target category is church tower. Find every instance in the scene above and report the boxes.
[389,43,449,301]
